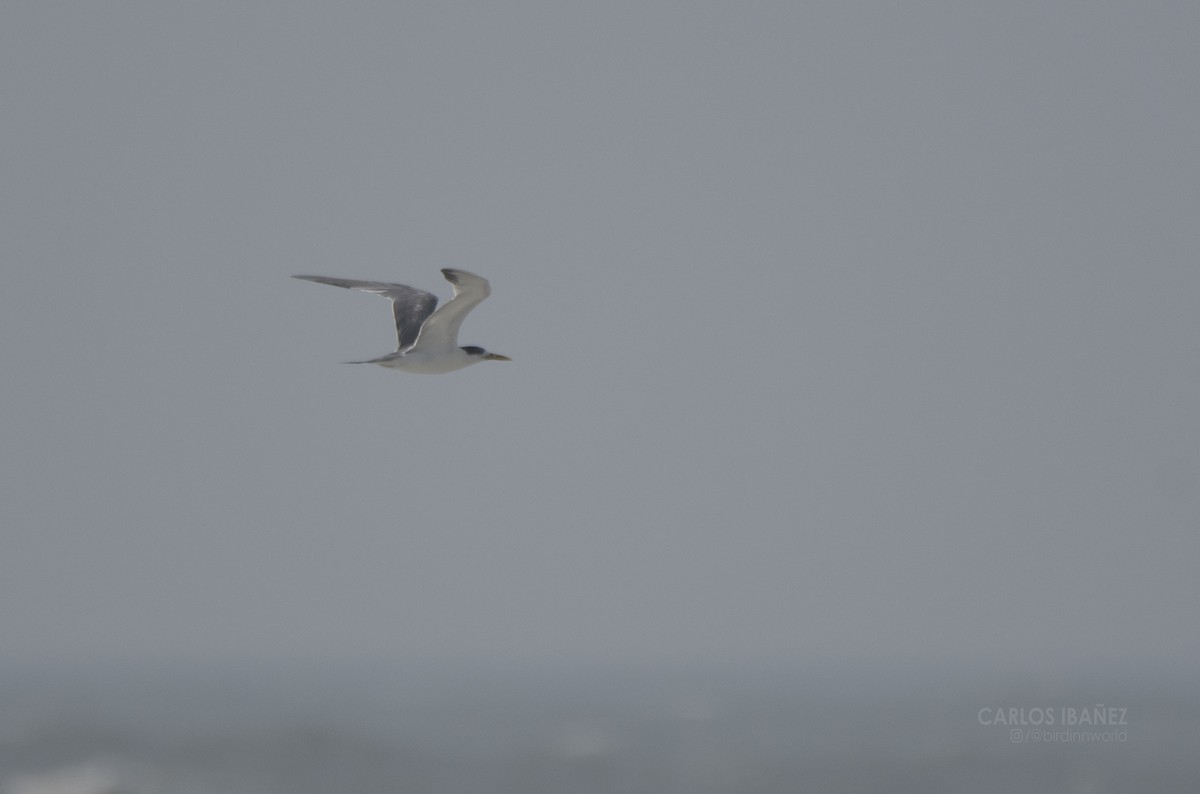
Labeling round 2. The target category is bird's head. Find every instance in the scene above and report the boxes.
[461,346,511,362]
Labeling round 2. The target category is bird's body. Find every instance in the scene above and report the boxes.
[294,269,510,373]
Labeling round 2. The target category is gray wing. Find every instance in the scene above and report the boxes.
[292,275,439,352]
[406,269,492,354]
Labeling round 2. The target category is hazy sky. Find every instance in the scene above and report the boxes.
[2,2,1197,674]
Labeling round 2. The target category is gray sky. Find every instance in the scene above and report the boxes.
[2,2,1197,674]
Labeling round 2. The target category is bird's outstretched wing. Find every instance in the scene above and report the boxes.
[292,275,439,352]
[407,269,492,353]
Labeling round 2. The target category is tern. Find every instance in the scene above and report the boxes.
[294,268,510,373]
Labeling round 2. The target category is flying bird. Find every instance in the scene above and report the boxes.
[293,269,510,373]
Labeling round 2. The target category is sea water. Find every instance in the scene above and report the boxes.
[1,660,1196,793]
